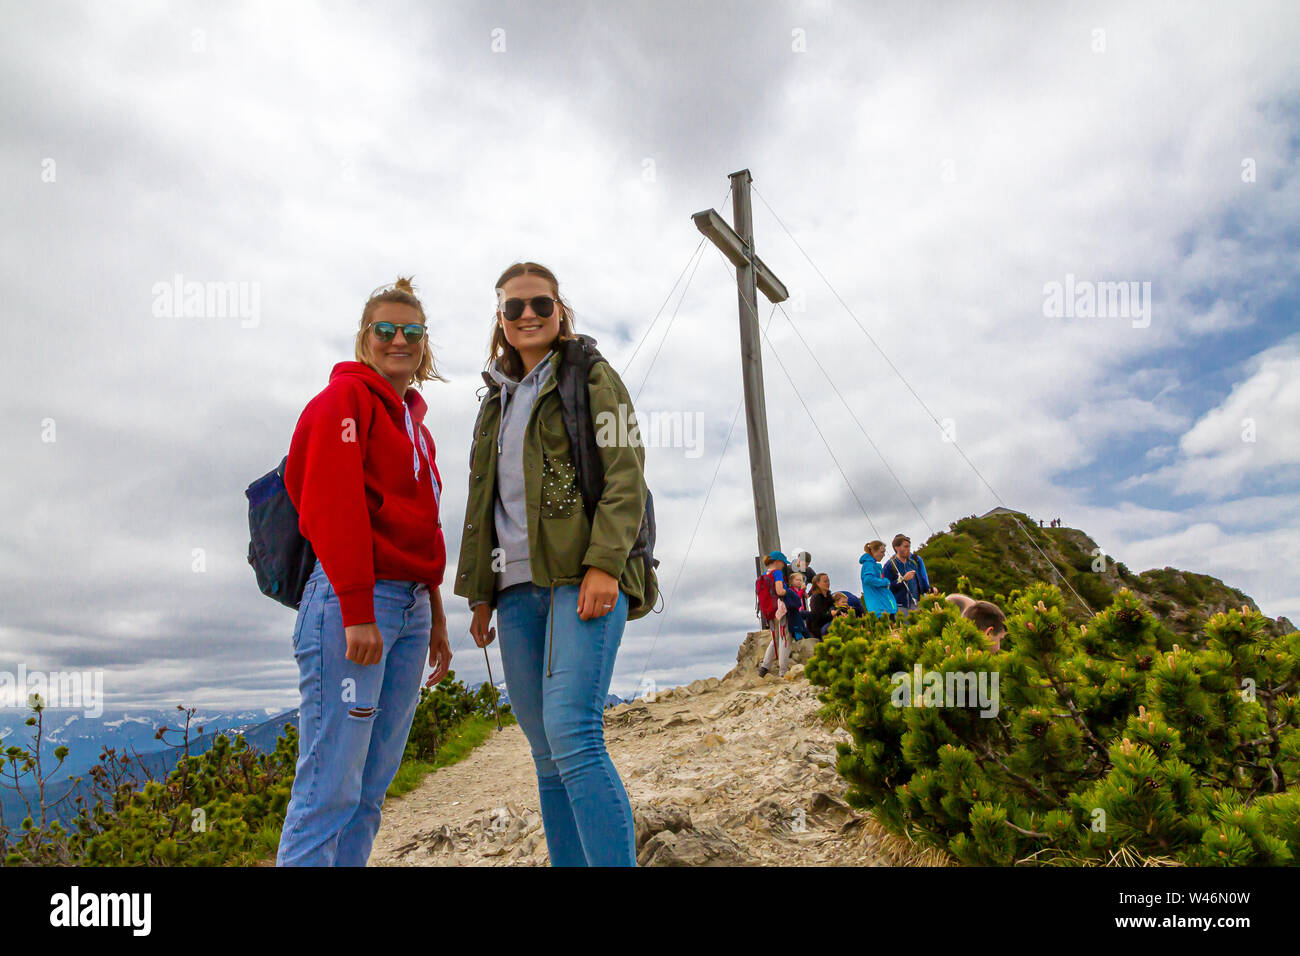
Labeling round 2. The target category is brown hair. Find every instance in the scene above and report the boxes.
[865,540,885,557]
[810,573,831,596]
[964,600,1007,637]
[891,533,910,551]
[355,276,447,385]
[488,261,576,379]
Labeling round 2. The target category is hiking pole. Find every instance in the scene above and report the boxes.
[482,645,504,732]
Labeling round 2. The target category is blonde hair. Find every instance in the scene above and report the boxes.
[355,276,447,386]
[488,261,576,380]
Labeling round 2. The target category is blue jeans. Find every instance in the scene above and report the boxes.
[495,584,636,866]
[277,561,431,867]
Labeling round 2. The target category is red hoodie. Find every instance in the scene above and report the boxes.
[284,361,445,626]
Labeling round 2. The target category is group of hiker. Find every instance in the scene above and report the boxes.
[753,535,1007,678]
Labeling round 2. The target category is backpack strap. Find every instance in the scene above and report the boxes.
[556,336,659,600]
[556,335,606,522]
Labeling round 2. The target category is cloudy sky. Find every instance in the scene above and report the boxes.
[1,0,1296,710]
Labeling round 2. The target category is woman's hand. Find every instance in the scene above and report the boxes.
[470,603,496,648]
[578,566,620,621]
[345,623,384,666]
[425,615,452,687]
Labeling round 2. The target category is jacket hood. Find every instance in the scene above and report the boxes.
[486,351,555,392]
[860,553,880,566]
[330,361,428,425]
[486,354,556,425]
[480,334,601,391]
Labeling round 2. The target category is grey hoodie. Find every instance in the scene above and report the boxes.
[487,353,555,593]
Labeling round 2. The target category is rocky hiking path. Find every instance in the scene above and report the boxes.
[370,636,945,867]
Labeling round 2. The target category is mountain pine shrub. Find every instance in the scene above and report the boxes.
[403,671,510,763]
[2,721,298,866]
[2,673,510,865]
[805,586,1300,865]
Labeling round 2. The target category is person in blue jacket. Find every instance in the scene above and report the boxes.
[882,533,933,616]
[859,540,898,616]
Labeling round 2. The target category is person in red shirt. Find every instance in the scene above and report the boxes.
[757,551,792,677]
[276,276,451,867]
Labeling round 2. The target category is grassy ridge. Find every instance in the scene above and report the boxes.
[918,511,1290,638]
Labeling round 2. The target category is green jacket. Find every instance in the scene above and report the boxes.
[453,350,651,619]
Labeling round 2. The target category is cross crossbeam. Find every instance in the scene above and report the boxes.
[690,208,790,304]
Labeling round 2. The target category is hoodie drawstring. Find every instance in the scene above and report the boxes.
[546,583,555,678]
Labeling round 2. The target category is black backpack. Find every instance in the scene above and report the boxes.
[245,456,317,609]
[555,335,660,616]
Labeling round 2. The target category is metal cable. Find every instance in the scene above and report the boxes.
[750,183,1093,614]
[708,247,882,539]
[633,303,779,692]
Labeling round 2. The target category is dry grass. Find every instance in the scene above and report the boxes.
[1016,843,1185,867]
[845,812,954,867]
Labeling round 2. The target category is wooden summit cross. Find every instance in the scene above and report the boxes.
[692,169,789,567]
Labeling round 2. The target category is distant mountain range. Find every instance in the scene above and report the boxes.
[0,708,298,827]
[0,707,286,777]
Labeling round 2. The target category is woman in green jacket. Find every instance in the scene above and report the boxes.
[455,261,647,866]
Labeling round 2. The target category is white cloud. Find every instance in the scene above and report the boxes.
[1130,340,1300,496]
[0,0,1297,705]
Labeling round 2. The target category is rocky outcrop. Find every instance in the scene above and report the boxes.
[636,809,746,866]
[725,629,820,681]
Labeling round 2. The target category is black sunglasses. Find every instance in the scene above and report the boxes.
[370,321,426,343]
[500,296,559,322]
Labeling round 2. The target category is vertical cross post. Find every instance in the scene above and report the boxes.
[691,169,789,563]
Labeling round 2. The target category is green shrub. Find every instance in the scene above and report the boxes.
[2,719,297,866]
[3,674,511,866]
[404,671,509,763]
[806,587,1300,865]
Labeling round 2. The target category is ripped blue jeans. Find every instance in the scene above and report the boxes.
[277,561,430,867]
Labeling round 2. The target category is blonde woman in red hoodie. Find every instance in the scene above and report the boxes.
[277,277,452,867]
